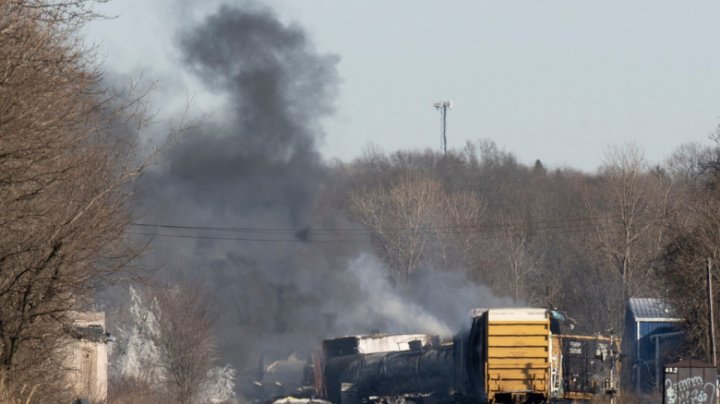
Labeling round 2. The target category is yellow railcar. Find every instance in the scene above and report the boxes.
[476,308,552,403]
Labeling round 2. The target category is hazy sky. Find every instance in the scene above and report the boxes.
[86,0,720,171]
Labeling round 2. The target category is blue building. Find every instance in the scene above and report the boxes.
[621,298,684,393]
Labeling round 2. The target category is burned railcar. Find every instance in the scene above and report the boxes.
[315,334,452,403]
[314,308,619,404]
[323,344,454,403]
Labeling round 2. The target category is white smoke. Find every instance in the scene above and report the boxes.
[404,265,520,330]
[338,254,453,337]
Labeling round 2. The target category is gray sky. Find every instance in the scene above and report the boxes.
[86,0,720,171]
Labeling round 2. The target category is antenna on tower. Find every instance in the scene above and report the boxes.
[433,100,452,155]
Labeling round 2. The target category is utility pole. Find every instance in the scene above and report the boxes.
[708,257,717,366]
[433,101,452,155]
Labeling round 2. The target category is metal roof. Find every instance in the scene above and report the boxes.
[628,297,682,322]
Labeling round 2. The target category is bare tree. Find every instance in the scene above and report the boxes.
[496,217,542,303]
[658,141,720,360]
[0,0,155,398]
[348,174,442,285]
[433,190,485,272]
[154,282,218,404]
[348,168,487,286]
[110,284,233,404]
[585,144,670,332]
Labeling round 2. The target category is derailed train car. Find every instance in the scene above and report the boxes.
[314,334,452,403]
[552,334,618,401]
[313,308,619,403]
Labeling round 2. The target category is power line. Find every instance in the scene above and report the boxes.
[130,222,368,234]
[128,211,666,244]
[128,232,366,244]
[129,210,663,235]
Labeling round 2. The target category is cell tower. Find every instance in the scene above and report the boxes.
[433,100,452,155]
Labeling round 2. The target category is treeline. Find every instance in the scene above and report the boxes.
[329,140,720,361]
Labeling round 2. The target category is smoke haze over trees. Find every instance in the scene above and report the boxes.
[131,4,515,384]
[125,2,720,394]
[5,0,720,401]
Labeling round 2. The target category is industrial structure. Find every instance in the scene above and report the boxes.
[433,100,452,155]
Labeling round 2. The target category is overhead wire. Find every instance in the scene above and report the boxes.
[128,231,365,243]
[129,211,667,244]
[130,210,662,234]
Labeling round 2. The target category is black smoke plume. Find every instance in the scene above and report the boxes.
[134,3,511,387]
[136,3,362,371]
